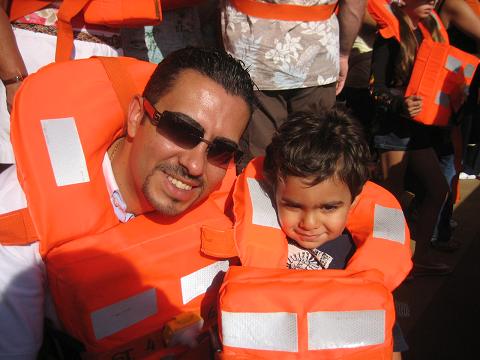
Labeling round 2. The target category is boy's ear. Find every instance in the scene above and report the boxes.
[126,95,144,138]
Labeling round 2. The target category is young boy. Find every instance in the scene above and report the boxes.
[262,109,370,270]
[261,109,408,357]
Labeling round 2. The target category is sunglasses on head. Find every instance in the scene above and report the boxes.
[143,98,242,167]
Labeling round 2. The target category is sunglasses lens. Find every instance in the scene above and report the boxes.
[207,140,239,166]
[157,112,203,149]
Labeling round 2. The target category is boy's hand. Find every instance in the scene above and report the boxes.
[404,95,422,118]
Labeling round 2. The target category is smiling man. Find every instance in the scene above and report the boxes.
[0,47,254,359]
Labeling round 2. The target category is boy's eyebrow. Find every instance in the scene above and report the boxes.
[280,197,344,208]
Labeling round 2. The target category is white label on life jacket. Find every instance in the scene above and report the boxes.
[91,288,157,340]
[247,178,280,229]
[308,309,385,350]
[221,311,298,352]
[373,205,405,244]
[41,118,90,186]
[181,260,229,305]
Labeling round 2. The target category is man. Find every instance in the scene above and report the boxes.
[220,0,366,167]
[0,47,254,359]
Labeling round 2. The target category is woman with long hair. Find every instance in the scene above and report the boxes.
[371,0,451,276]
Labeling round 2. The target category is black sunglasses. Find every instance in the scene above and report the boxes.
[143,98,242,167]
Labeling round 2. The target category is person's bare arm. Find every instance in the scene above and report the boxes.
[439,0,480,42]
[0,0,27,112]
[336,0,366,94]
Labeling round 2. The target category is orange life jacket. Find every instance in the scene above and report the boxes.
[368,0,479,126]
[8,0,162,62]
[214,157,411,359]
[228,0,338,22]
[9,57,236,358]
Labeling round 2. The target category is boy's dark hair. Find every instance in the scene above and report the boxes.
[263,109,371,199]
[143,47,255,114]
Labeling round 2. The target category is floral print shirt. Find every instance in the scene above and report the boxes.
[221,0,339,90]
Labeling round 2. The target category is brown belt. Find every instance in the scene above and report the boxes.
[12,22,122,49]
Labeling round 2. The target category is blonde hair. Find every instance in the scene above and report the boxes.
[391,4,446,87]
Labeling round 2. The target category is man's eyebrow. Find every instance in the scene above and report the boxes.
[213,136,239,147]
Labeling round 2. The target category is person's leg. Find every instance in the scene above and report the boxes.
[237,90,288,172]
[378,150,410,207]
[407,147,450,265]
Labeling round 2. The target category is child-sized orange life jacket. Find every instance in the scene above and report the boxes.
[203,157,412,359]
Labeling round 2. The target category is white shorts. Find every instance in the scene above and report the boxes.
[0,27,122,163]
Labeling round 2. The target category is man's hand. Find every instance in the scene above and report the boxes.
[336,55,349,95]
[404,95,422,117]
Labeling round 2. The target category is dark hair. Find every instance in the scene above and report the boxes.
[143,47,255,113]
[391,5,445,87]
[263,109,371,199]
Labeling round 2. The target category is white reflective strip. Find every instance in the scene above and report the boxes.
[91,288,157,340]
[308,310,385,350]
[247,178,280,229]
[222,311,298,352]
[373,205,405,244]
[464,64,475,78]
[435,91,450,108]
[181,260,229,304]
[41,118,90,186]
[445,55,462,73]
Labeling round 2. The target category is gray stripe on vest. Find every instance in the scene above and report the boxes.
[464,64,475,78]
[446,55,462,73]
[91,288,157,340]
[435,91,450,108]
[247,177,280,229]
[308,310,385,350]
[221,311,298,352]
[373,205,405,244]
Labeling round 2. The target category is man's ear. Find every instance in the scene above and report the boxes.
[126,95,144,138]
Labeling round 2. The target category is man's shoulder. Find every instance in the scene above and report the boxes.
[0,165,27,214]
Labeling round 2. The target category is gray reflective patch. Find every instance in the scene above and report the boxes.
[247,178,280,229]
[464,64,475,78]
[446,55,462,73]
[373,205,405,244]
[41,118,89,186]
[91,288,157,340]
[308,310,385,350]
[435,91,450,108]
[222,311,298,352]
[181,260,229,304]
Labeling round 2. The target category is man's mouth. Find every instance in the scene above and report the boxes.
[167,175,193,190]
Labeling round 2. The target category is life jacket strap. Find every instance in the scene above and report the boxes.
[201,226,238,258]
[0,207,37,245]
[229,0,337,22]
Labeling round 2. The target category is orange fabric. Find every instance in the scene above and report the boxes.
[229,0,337,22]
[465,0,480,17]
[405,40,479,126]
[9,0,162,62]
[0,208,38,245]
[219,266,395,359]
[8,0,54,21]
[232,157,412,291]
[10,57,237,356]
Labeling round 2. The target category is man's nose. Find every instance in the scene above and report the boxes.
[178,142,208,178]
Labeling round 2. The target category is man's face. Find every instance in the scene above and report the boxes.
[275,175,358,249]
[128,69,250,216]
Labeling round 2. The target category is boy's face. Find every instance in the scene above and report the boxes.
[275,176,359,249]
